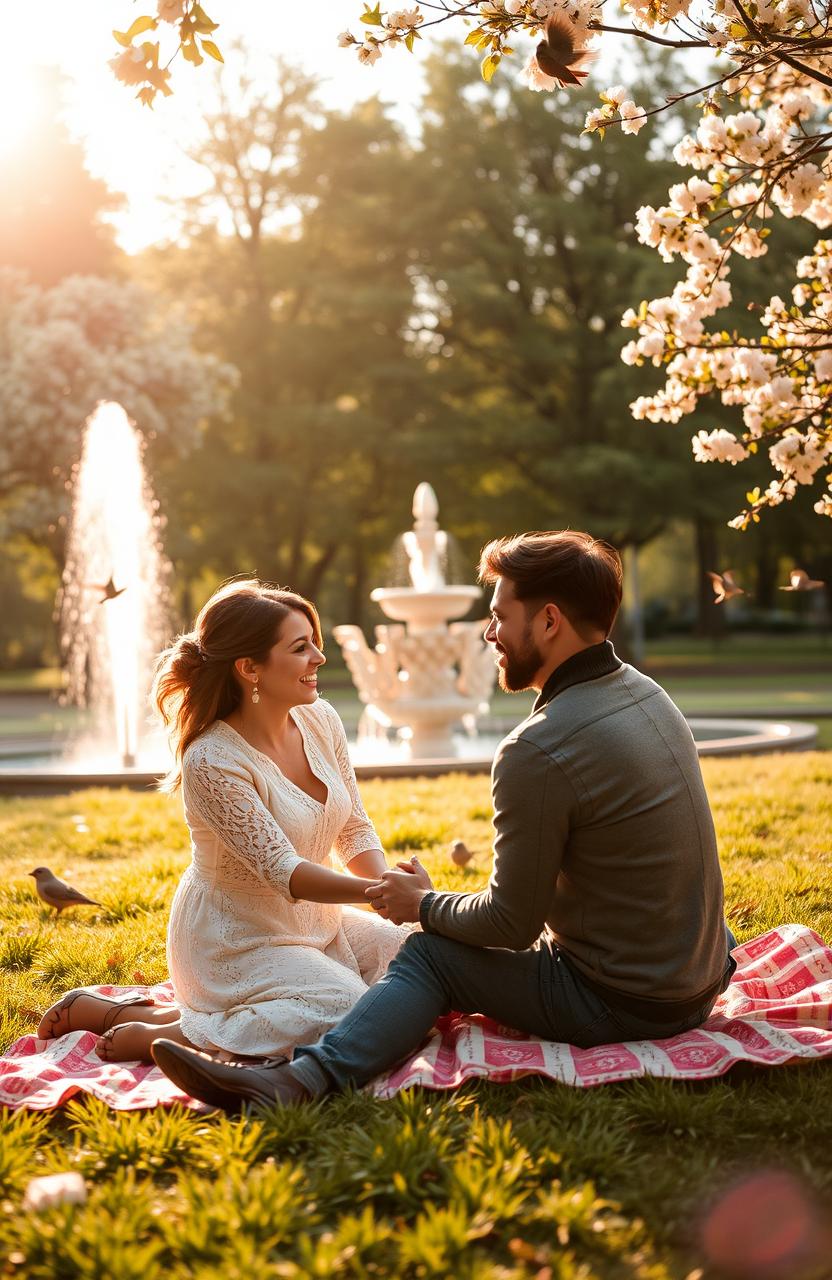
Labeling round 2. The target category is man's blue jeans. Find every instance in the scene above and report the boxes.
[292,927,738,1095]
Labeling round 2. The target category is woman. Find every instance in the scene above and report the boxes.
[37,579,414,1063]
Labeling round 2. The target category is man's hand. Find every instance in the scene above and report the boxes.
[365,856,433,924]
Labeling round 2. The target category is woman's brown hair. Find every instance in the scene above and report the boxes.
[153,579,322,791]
[478,530,622,639]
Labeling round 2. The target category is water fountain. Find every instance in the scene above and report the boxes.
[56,401,171,771]
[334,483,497,759]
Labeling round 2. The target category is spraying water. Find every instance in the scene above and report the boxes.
[58,402,171,768]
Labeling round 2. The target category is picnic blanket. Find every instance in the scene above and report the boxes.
[1,924,830,1111]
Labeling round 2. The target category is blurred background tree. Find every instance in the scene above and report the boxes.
[1,46,827,668]
[0,68,118,286]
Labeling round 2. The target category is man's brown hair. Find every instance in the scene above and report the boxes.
[478,531,623,639]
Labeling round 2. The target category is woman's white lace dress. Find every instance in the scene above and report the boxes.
[168,698,411,1057]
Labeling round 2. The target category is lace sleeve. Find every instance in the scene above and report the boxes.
[320,701,382,865]
[183,747,304,901]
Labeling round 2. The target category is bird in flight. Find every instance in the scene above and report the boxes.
[708,570,745,604]
[533,13,598,87]
[85,576,127,604]
[780,568,825,592]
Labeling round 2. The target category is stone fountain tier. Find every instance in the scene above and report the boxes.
[369,585,481,634]
[334,619,497,759]
[335,481,498,759]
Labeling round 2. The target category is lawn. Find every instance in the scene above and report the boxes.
[1,757,831,1278]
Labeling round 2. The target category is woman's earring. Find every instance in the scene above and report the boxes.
[251,678,260,705]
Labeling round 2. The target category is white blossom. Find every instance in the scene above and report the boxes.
[619,101,647,135]
[692,429,749,464]
[357,41,382,65]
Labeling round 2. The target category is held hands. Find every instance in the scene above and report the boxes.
[365,855,433,925]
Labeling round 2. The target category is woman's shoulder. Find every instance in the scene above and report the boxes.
[182,721,252,777]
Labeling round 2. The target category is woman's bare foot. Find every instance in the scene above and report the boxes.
[37,991,156,1040]
[95,1020,177,1064]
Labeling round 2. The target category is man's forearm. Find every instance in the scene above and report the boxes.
[420,887,542,950]
[419,739,570,950]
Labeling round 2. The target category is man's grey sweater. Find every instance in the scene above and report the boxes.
[419,642,729,1016]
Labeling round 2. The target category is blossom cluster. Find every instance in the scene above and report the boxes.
[339,5,424,67]
[340,0,832,524]
[585,85,647,136]
[616,66,832,525]
[341,2,603,87]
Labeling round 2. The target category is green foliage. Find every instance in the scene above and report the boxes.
[0,761,831,1277]
[0,931,43,971]
[0,1110,51,1193]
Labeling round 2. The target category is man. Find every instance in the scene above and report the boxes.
[152,530,735,1110]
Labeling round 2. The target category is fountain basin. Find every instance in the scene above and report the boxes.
[369,585,481,633]
[0,718,818,794]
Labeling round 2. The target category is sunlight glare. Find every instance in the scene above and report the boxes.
[0,62,43,159]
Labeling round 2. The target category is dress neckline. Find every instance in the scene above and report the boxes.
[215,709,330,808]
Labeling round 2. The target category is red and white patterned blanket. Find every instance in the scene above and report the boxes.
[1,924,830,1111]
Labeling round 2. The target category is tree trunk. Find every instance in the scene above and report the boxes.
[301,541,341,602]
[694,516,724,639]
[754,526,776,610]
[347,539,368,629]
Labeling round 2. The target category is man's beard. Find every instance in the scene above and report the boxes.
[496,627,543,692]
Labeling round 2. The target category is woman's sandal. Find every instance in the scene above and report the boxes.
[37,990,156,1041]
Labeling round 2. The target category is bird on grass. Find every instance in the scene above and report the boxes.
[450,840,473,867]
[708,570,745,604]
[85,576,126,604]
[532,14,598,88]
[29,867,100,915]
[780,568,825,592]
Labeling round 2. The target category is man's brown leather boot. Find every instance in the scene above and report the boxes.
[151,1039,315,1113]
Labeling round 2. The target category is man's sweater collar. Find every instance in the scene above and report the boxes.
[533,640,622,713]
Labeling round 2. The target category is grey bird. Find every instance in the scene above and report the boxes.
[450,840,473,867]
[28,867,100,915]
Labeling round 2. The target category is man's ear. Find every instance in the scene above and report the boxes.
[541,603,562,636]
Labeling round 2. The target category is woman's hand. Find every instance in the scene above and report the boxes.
[394,855,433,890]
[365,856,433,924]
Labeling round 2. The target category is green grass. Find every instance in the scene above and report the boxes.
[643,633,831,667]
[1,759,831,1277]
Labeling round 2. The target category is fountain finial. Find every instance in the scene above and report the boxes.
[413,482,439,529]
[404,483,447,595]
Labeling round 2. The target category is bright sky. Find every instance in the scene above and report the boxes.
[6,1,435,252]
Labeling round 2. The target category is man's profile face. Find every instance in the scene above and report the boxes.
[484,577,545,692]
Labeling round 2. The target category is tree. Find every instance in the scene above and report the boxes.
[0,68,119,286]
[101,3,832,526]
[136,64,436,613]
[0,271,235,567]
[337,1,832,526]
[404,48,703,553]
